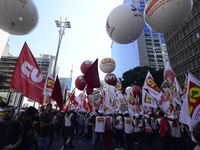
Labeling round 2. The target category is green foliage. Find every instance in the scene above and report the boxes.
[120,66,164,94]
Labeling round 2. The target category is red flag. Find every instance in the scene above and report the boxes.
[83,59,100,95]
[10,42,44,104]
[51,76,63,109]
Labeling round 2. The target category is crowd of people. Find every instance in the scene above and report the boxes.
[0,101,200,150]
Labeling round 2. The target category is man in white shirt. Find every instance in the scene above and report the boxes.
[94,110,106,150]
[115,111,124,150]
[124,111,134,150]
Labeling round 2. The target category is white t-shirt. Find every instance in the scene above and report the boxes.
[134,119,143,132]
[64,113,73,127]
[116,116,124,129]
[144,119,151,128]
[169,121,181,138]
[124,117,134,134]
[95,116,106,133]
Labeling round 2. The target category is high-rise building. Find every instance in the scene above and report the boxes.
[112,0,169,78]
[164,0,200,88]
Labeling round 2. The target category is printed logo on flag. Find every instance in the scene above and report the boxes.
[47,78,54,88]
[129,94,135,105]
[144,94,151,104]
[146,76,160,92]
[188,81,200,120]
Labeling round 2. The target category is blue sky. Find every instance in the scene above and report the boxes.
[8,0,123,90]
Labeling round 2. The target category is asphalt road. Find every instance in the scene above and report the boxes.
[45,133,162,150]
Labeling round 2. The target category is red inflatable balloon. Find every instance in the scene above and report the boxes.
[104,73,117,85]
[75,75,86,91]
[132,85,141,97]
[80,60,93,74]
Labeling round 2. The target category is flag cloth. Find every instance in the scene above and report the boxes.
[158,62,176,112]
[179,72,200,132]
[181,75,188,101]
[142,88,157,108]
[43,72,54,97]
[10,42,44,104]
[83,58,100,95]
[51,76,63,109]
[117,77,122,93]
[143,71,160,99]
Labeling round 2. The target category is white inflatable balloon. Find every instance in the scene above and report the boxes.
[106,4,144,44]
[125,86,132,94]
[0,0,38,35]
[144,0,193,33]
[100,58,116,73]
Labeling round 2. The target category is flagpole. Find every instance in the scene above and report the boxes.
[53,17,71,79]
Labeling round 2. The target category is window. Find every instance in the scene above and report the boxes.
[146,43,152,47]
[158,65,164,69]
[195,46,199,52]
[184,29,188,35]
[188,25,192,32]
[147,48,153,52]
[191,35,195,43]
[150,65,156,68]
[154,44,160,47]
[194,60,198,67]
[192,22,196,29]
[146,39,152,42]
[187,51,190,57]
[157,55,163,58]
[152,34,158,37]
[191,49,194,55]
[187,38,191,45]
[196,32,200,39]
[148,55,154,58]
[190,62,193,69]
[149,59,155,63]
[154,39,159,43]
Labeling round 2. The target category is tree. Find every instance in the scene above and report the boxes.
[120,66,164,94]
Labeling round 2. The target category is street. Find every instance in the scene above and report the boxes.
[46,133,162,150]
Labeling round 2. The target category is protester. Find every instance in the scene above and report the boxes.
[0,105,24,150]
[144,114,153,147]
[168,115,182,150]
[20,106,37,150]
[38,103,55,150]
[114,111,124,150]
[94,110,106,150]
[124,111,134,150]
[63,108,75,149]
[0,101,6,121]
[104,111,114,150]
[193,121,200,150]
[56,110,64,135]
[133,113,143,150]
[78,111,85,136]
[158,111,171,150]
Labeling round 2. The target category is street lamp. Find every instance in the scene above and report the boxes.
[53,17,71,79]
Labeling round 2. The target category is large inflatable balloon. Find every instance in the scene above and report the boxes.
[132,85,141,97]
[125,86,132,94]
[75,75,86,91]
[106,4,144,44]
[0,0,38,35]
[104,73,117,86]
[144,0,193,33]
[80,60,93,74]
[100,58,116,73]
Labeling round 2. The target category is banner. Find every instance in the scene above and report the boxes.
[143,71,160,99]
[10,42,44,104]
[43,72,54,97]
[179,72,200,132]
[142,88,157,108]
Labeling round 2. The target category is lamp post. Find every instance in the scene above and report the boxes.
[53,17,71,79]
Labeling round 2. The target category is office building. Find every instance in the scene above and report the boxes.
[112,0,169,78]
[164,0,200,87]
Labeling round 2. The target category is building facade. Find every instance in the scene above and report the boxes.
[164,0,200,87]
[112,0,169,78]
